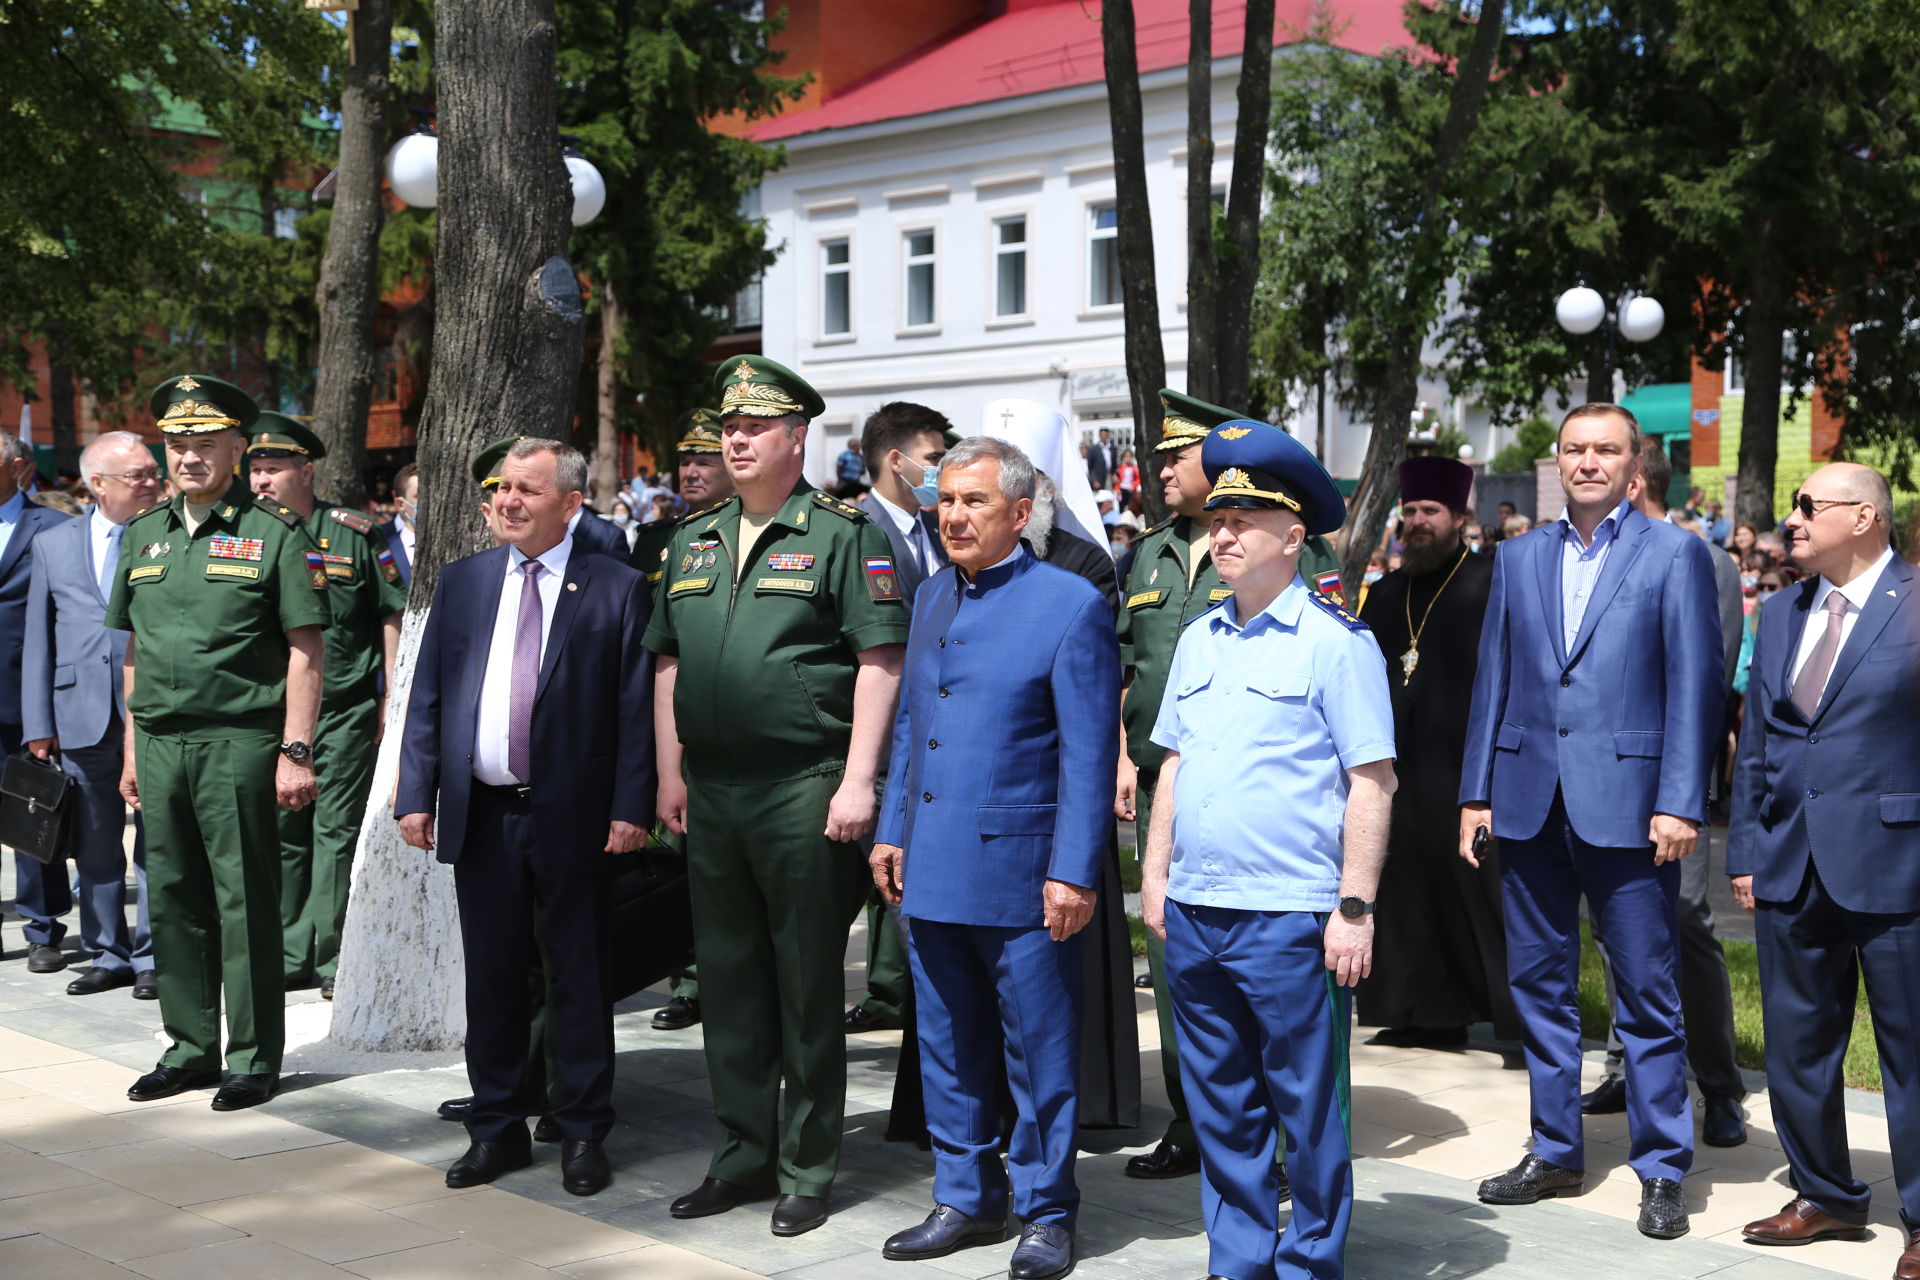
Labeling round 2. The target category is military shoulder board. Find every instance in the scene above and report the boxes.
[1306,588,1369,632]
[328,507,375,535]
[811,491,865,521]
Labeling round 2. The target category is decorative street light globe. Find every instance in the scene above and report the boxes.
[565,153,606,227]
[384,131,439,209]
[1554,286,1606,336]
[1618,295,1667,344]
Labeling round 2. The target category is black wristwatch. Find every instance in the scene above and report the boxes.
[1337,896,1375,920]
[279,740,313,765]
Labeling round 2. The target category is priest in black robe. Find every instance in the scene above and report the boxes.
[1357,456,1520,1045]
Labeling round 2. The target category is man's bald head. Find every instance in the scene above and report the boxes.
[1786,461,1896,584]
[1819,462,1894,525]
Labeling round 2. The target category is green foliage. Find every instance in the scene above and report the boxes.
[1489,416,1555,473]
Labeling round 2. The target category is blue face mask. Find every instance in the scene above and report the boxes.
[900,455,940,509]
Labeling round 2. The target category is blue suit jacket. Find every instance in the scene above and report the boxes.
[571,511,630,562]
[378,519,412,586]
[877,550,1120,927]
[0,504,74,729]
[395,541,653,868]
[1728,554,1920,913]
[1461,506,1722,847]
[21,514,127,750]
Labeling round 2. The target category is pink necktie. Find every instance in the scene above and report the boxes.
[1790,591,1850,719]
[508,560,543,782]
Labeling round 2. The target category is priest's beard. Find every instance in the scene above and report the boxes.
[1026,480,1058,556]
[1402,527,1465,576]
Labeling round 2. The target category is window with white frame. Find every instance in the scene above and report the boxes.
[993,215,1028,319]
[902,228,937,328]
[1088,203,1121,308]
[820,238,851,338]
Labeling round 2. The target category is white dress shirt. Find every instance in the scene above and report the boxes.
[869,490,935,576]
[1790,545,1895,684]
[0,489,24,562]
[473,535,573,785]
[398,516,415,567]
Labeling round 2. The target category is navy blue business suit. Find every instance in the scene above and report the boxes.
[570,510,630,562]
[2,500,75,949]
[1729,553,1920,1234]
[877,549,1120,1228]
[396,539,653,1143]
[1462,507,1721,1182]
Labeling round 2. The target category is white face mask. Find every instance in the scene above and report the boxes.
[612,513,633,527]
[1364,569,1384,585]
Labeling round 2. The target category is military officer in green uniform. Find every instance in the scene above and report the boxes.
[629,406,735,1032]
[247,416,405,1000]
[113,375,330,1112]
[648,355,908,1237]
[1115,388,1327,1188]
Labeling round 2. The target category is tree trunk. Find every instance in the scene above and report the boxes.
[48,355,79,475]
[1103,0,1170,520]
[1215,0,1274,413]
[593,279,621,513]
[1337,0,1506,600]
[331,0,586,1055]
[311,0,395,510]
[1586,326,1613,406]
[1736,242,1785,529]
[1184,0,1217,404]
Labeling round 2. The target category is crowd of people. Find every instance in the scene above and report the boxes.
[1,359,1916,1280]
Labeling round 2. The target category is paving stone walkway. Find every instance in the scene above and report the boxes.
[0,870,1902,1280]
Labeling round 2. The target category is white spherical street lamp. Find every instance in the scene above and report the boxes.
[1554,286,1606,336]
[384,131,439,209]
[564,153,606,227]
[1618,295,1667,344]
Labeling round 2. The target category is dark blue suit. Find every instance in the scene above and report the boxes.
[1729,552,1920,1234]
[1462,506,1721,1183]
[377,519,411,586]
[396,538,652,1142]
[877,549,1119,1228]
[569,510,630,562]
[2,499,75,949]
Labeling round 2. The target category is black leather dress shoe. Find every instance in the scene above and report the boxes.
[1701,1093,1747,1147]
[26,943,68,974]
[127,1064,221,1102]
[66,967,134,996]
[211,1073,278,1111]
[670,1176,760,1219]
[1008,1222,1073,1279]
[561,1139,611,1196]
[1580,1074,1628,1115]
[1126,1139,1201,1180]
[132,971,158,1000]
[882,1204,1007,1260]
[843,1005,901,1033]
[1133,971,1154,989]
[1637,1177,1690,1239]
[320,976,335,1001]
[446,1135,533,1188]
[651,996,700,1031]
[771,1193,828,1236]
[1478,1154,1584,1205]
[438,1095,475,1121]
[533,1114,560,1143]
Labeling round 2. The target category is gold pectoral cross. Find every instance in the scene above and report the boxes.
[1400,648,1419,683]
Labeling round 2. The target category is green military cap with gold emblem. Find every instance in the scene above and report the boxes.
[247,411,328,460]
[472,436,528,491]
[676,408,724,454]
[149,373,259,436]
[1157,387,1239,453]
[715,354,825,421]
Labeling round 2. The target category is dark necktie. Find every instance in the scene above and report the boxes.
[1790,591,1850,719]
[508,560,543,783]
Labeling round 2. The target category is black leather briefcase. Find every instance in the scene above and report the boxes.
[0,752,78,866]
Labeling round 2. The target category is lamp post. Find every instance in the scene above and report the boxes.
[1555,286,1665,404]
[383,116,605,226]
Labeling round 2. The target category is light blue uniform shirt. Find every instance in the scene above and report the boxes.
[1150,577,1396,912]
[1558,497,1632,651]
[0,489,24,562]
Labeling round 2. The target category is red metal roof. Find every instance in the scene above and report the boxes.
[748,0,1414,142]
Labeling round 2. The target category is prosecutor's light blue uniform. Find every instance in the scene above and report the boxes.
[1461,501,1721,1183]
[1729,549,1920,1235]
[876,547,1119,1229]
[1152,579,1395,1280]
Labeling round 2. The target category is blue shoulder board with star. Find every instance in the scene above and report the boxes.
[1307,587,1369,632]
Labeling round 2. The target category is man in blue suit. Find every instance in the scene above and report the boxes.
[21,432,161,997]
[1728,462,1920,1280]
[397,438,653,1199]
[871,436,1119,1280]
[1,428,77,972]
[1460,403,1721,1240]
[378,463,415,586]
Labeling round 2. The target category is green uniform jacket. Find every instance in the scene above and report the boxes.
[305,502,408,704]
[628,516,678,590]
[106,482,331,737]
[642,482,910,781]
[1118,524,1342,777]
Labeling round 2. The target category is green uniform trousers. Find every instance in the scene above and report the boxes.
[278,697,379,983]
[856,895,909,1020]
[686,765,868,1197]
[1138,782,1196,1149]
[138,728,285,1076]
[669,963,699,1001]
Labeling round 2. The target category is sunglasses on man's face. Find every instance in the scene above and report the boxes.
[1790,491,1867,521]
[1755,581,1782,593]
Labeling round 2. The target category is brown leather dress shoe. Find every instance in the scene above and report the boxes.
[1741,1198,1870,1246]
[1895,1228,1920,1280]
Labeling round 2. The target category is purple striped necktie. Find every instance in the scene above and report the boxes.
[508,559,543,783]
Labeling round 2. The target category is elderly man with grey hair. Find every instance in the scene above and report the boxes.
[870,436,1120,1279]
